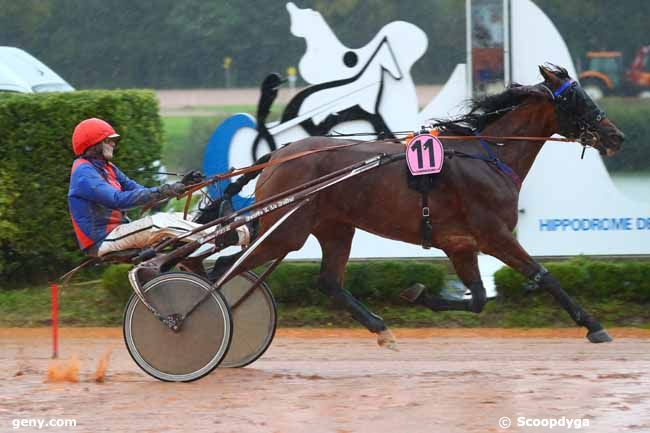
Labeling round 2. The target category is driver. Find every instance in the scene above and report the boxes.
[68,118,249,257]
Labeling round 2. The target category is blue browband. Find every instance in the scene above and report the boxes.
[553,80,574,98]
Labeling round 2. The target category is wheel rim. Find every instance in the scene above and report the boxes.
[219,272,277,368]
[124,273,232,381]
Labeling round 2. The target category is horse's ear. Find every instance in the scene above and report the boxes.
[539,65,562,86]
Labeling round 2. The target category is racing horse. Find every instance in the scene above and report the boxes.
[208,65,624,349]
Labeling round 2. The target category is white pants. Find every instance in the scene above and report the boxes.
[97,212,249,256]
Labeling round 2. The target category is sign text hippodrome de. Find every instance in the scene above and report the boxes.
[539,217,650,232]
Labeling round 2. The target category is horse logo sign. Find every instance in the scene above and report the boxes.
[203,2,428,205]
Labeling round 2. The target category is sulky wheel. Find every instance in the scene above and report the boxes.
[123,272,232,382]
[218,271,277,368]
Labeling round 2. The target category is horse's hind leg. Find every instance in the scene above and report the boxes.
[402,243,487,313]
[482,232,611,343]
[313,224,396,350]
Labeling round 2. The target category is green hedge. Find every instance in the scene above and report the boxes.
[101,264,134,304]
[161,116,218,173]
[268,261,445,306]
[101,261,446,307]
[600,98,650,172]
[0,90,162,284]
[494,258,650,302]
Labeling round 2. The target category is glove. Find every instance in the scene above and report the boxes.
[157,182,186,199]
[181,170,204,186]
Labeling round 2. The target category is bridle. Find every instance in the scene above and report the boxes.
[542,79,607,150]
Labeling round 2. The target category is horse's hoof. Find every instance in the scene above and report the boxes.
[587,329,613,343]
[400,283,426,303]
[377,329,399,351]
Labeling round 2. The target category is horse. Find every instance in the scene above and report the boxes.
[205,65,624,349]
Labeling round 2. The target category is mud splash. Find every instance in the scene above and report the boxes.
[46,355,79,383]
[44,349,112,383]
[93,349,113,383]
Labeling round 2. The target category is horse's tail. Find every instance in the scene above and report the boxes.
[194,152,272,223]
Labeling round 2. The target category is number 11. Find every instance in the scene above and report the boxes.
[410,139,435,169]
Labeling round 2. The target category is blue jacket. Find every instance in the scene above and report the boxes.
[68,158,157,252]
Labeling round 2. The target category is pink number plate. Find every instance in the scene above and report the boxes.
[406,133,444,176]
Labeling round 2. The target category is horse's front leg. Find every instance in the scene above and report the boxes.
[401,241,487,313]
[313,224,396,350]
[481,229,612,343]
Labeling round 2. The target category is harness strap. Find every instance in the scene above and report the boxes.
[465,133,522,188]
[421,192,433,249]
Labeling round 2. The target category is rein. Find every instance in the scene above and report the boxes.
[141,139,385,217]
[170,78,596,217]
[404,132,570,189]
[403,133,576,143]
[171,132,579,217]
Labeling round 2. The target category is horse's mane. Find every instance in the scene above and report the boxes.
[433,64,569,135]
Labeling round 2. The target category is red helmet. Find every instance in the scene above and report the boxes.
[72,118,120,156]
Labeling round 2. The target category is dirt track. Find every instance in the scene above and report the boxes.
[2,328,650,433]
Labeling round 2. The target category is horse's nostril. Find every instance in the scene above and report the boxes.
[608,131,624,148]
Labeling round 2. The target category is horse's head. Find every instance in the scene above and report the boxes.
[286,2,327,38]
[537,64,625,156]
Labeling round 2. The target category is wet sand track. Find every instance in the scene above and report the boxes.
[1,328,649,433]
